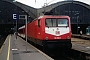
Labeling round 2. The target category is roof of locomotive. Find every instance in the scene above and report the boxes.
[32,15,70,22]
[18,15,70,29]
[38,15,70,19]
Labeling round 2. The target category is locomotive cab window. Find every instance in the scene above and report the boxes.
[45,18,56,27]
[57,19,68,27]
[45,18,68,27]
[38,19,40,27]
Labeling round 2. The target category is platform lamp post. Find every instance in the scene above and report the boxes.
[19,15,28,52]
[75,13,79,34]
[13,0,18,37]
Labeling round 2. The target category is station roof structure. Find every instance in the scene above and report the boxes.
[0,0,90,24]
[0,0,90,34]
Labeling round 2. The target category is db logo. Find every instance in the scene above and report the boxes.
[55,31,60,35]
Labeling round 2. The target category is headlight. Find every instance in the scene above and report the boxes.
[46,37,48,40]
[67,36,70,39]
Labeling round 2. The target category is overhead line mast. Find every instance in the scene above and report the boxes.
[35,0,56,7]
[35,0,36,4]
[44,0,56,7]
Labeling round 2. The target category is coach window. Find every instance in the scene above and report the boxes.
[38,19,40,27]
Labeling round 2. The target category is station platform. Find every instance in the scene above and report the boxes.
[72,43,90,54]
[0,35,54,60]
[72,34,90,40]
[72,38,90,54]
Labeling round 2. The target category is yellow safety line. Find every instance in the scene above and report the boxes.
[7,35,11,60]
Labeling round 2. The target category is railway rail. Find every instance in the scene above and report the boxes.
[20,35,90,60]
[44,37,90,60]
[27,38,90,60]
[71,38,90,46]
[46,49,90,60]
[72,34,90,40]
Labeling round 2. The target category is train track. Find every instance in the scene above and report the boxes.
[72,34,90,40]
[47,49,90,60]
[71,37,90,47]
[21,36,90,60]
[44,37,90,60]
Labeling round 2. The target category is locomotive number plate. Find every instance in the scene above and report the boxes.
[55,31,60,35]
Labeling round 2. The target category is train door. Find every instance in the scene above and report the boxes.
[37,19,41,39]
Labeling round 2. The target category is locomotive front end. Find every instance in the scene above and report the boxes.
[43,16,72,50]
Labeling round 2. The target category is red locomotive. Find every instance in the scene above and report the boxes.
[18,15,72,50]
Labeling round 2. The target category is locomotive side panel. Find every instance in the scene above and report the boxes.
[27,19,44,45]
[27,21,36,43]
